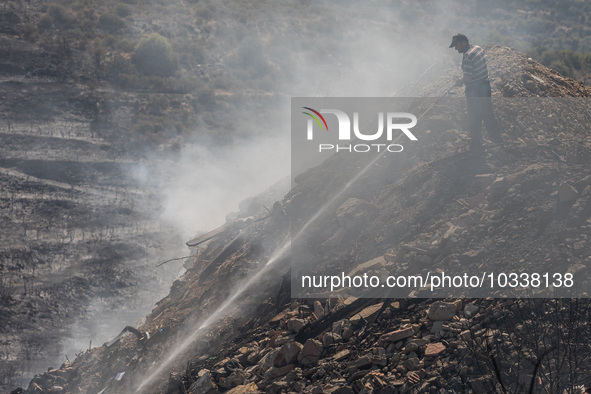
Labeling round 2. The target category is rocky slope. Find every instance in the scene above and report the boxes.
[15,46,591,393]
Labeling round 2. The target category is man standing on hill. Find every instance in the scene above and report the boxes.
[450,33,504,152]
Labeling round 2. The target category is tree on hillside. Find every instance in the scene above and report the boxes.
[132,33,178,77]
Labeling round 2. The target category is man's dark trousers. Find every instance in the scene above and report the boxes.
[465,80,503,149]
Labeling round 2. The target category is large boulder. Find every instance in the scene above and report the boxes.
[297,339,323,366]
[189,370,220,394]
[380,327,415,342]
[277,341,303,366]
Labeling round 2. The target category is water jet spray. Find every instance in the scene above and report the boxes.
[134,90,450,392]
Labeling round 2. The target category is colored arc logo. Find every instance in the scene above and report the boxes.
[302,107,329,131]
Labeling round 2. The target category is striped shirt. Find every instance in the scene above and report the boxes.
[462,45,489,85]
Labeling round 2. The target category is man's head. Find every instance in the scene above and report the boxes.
[449,33,469,53]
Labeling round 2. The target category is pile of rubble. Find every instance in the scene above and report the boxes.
[179,296,590,394]
[20,296,591,393]
[181,298,491,393]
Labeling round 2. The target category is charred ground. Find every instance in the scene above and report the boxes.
[3,0,591,392]
[16,46,591,393]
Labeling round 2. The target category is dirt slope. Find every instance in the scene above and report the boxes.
[16,46,591,394]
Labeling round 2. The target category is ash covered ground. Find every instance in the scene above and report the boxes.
[14,46,591,394]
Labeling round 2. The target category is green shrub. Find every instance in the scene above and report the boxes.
[549,60,573,77]
[536,48,586,77]
[133,33,178,77]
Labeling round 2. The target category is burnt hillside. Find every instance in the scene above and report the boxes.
[17,46,591,393]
